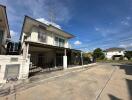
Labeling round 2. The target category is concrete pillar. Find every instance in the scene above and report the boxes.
[81,51,83,66]
[23,43,29,59]
[63,49,67,69]
[54,50,56,68]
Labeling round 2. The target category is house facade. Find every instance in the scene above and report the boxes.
[0,5,10,54]
[0,6,83,83]
[0,5,30,83]
[104,48,125,60]
[20,16,82,76]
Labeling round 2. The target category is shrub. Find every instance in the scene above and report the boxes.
[119,56,124,60]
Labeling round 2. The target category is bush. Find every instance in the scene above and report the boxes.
[83,57,91,64]
[112,56,115,60]
[93,48,105,60]
[119,56,124,60]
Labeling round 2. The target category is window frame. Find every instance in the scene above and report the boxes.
[54,36,65,47]
[38,31,47,43]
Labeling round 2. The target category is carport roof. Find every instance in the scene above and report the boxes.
[105,47,125,52]
[25,41,81,52]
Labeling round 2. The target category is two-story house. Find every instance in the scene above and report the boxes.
[0,5,10,54]
[104,47,125,60]
[20,16,82,76]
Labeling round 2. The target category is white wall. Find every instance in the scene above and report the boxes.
[24,26,71,48]
[0,55,30,83]
[105,51,124,59]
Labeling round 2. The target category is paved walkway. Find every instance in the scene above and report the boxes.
[0,63,132,100]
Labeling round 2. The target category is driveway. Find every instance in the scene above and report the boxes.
[0,63,132,100]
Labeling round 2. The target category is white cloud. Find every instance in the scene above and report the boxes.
[95,27,100,31]
[74,40,82,45]
[119,43,132,48]
[17,0,71,23]
[121,20,130,26]
[95,27,117,37]
[121,16,131,26]
[10,30,17,37]
[126,16,131,20]
[36,18,61,29]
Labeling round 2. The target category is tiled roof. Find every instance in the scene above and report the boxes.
[105,47,125,52]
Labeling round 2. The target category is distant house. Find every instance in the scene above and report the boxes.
[104,47,125,60]
[0,5,10,54]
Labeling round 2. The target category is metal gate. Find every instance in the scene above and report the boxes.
[29,54,63,77]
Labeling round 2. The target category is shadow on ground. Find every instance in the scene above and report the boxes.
[108,94,122,100]
[112,63,132,100]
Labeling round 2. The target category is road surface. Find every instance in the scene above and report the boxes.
[0,63,132,100]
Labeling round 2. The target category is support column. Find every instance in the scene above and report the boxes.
[81,51,83,66]
[54,50,56,68]
[63,49,67,69]
[23,43,29,59]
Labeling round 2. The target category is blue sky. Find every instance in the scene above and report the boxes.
[0,0,132,51]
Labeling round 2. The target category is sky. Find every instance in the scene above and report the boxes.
[0,0,132,51]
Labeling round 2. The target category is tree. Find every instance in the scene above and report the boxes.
[124,51,132,60]
[93,48,105,60]
[83,52,92,64]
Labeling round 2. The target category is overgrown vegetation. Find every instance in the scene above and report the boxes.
[93,48,105,60]
[124,51,132,60]
[82,52,92,64]
[82,49,132,64]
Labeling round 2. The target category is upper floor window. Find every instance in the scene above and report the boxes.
[38,32,47,43]
[54,37,65,47]
[59,38,65,47]
[0,30,3,44]
[55,37,59,46]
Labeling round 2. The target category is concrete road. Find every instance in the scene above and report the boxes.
[0,63,132,100]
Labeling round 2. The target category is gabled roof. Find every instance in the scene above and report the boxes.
[0,4,10,38]
[105,47,125,52]
[20,16,75,40]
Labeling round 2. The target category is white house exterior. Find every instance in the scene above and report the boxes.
[20,16,82,77]
[0,14,82,83]
[105,48,125,60]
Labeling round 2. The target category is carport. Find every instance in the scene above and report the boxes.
[25,41,82,76]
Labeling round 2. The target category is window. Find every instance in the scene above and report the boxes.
[0,30,3,44]
[55,37,59,46]
[38,32,47,43]
[59,38,65,47]
[54,37,65,47]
